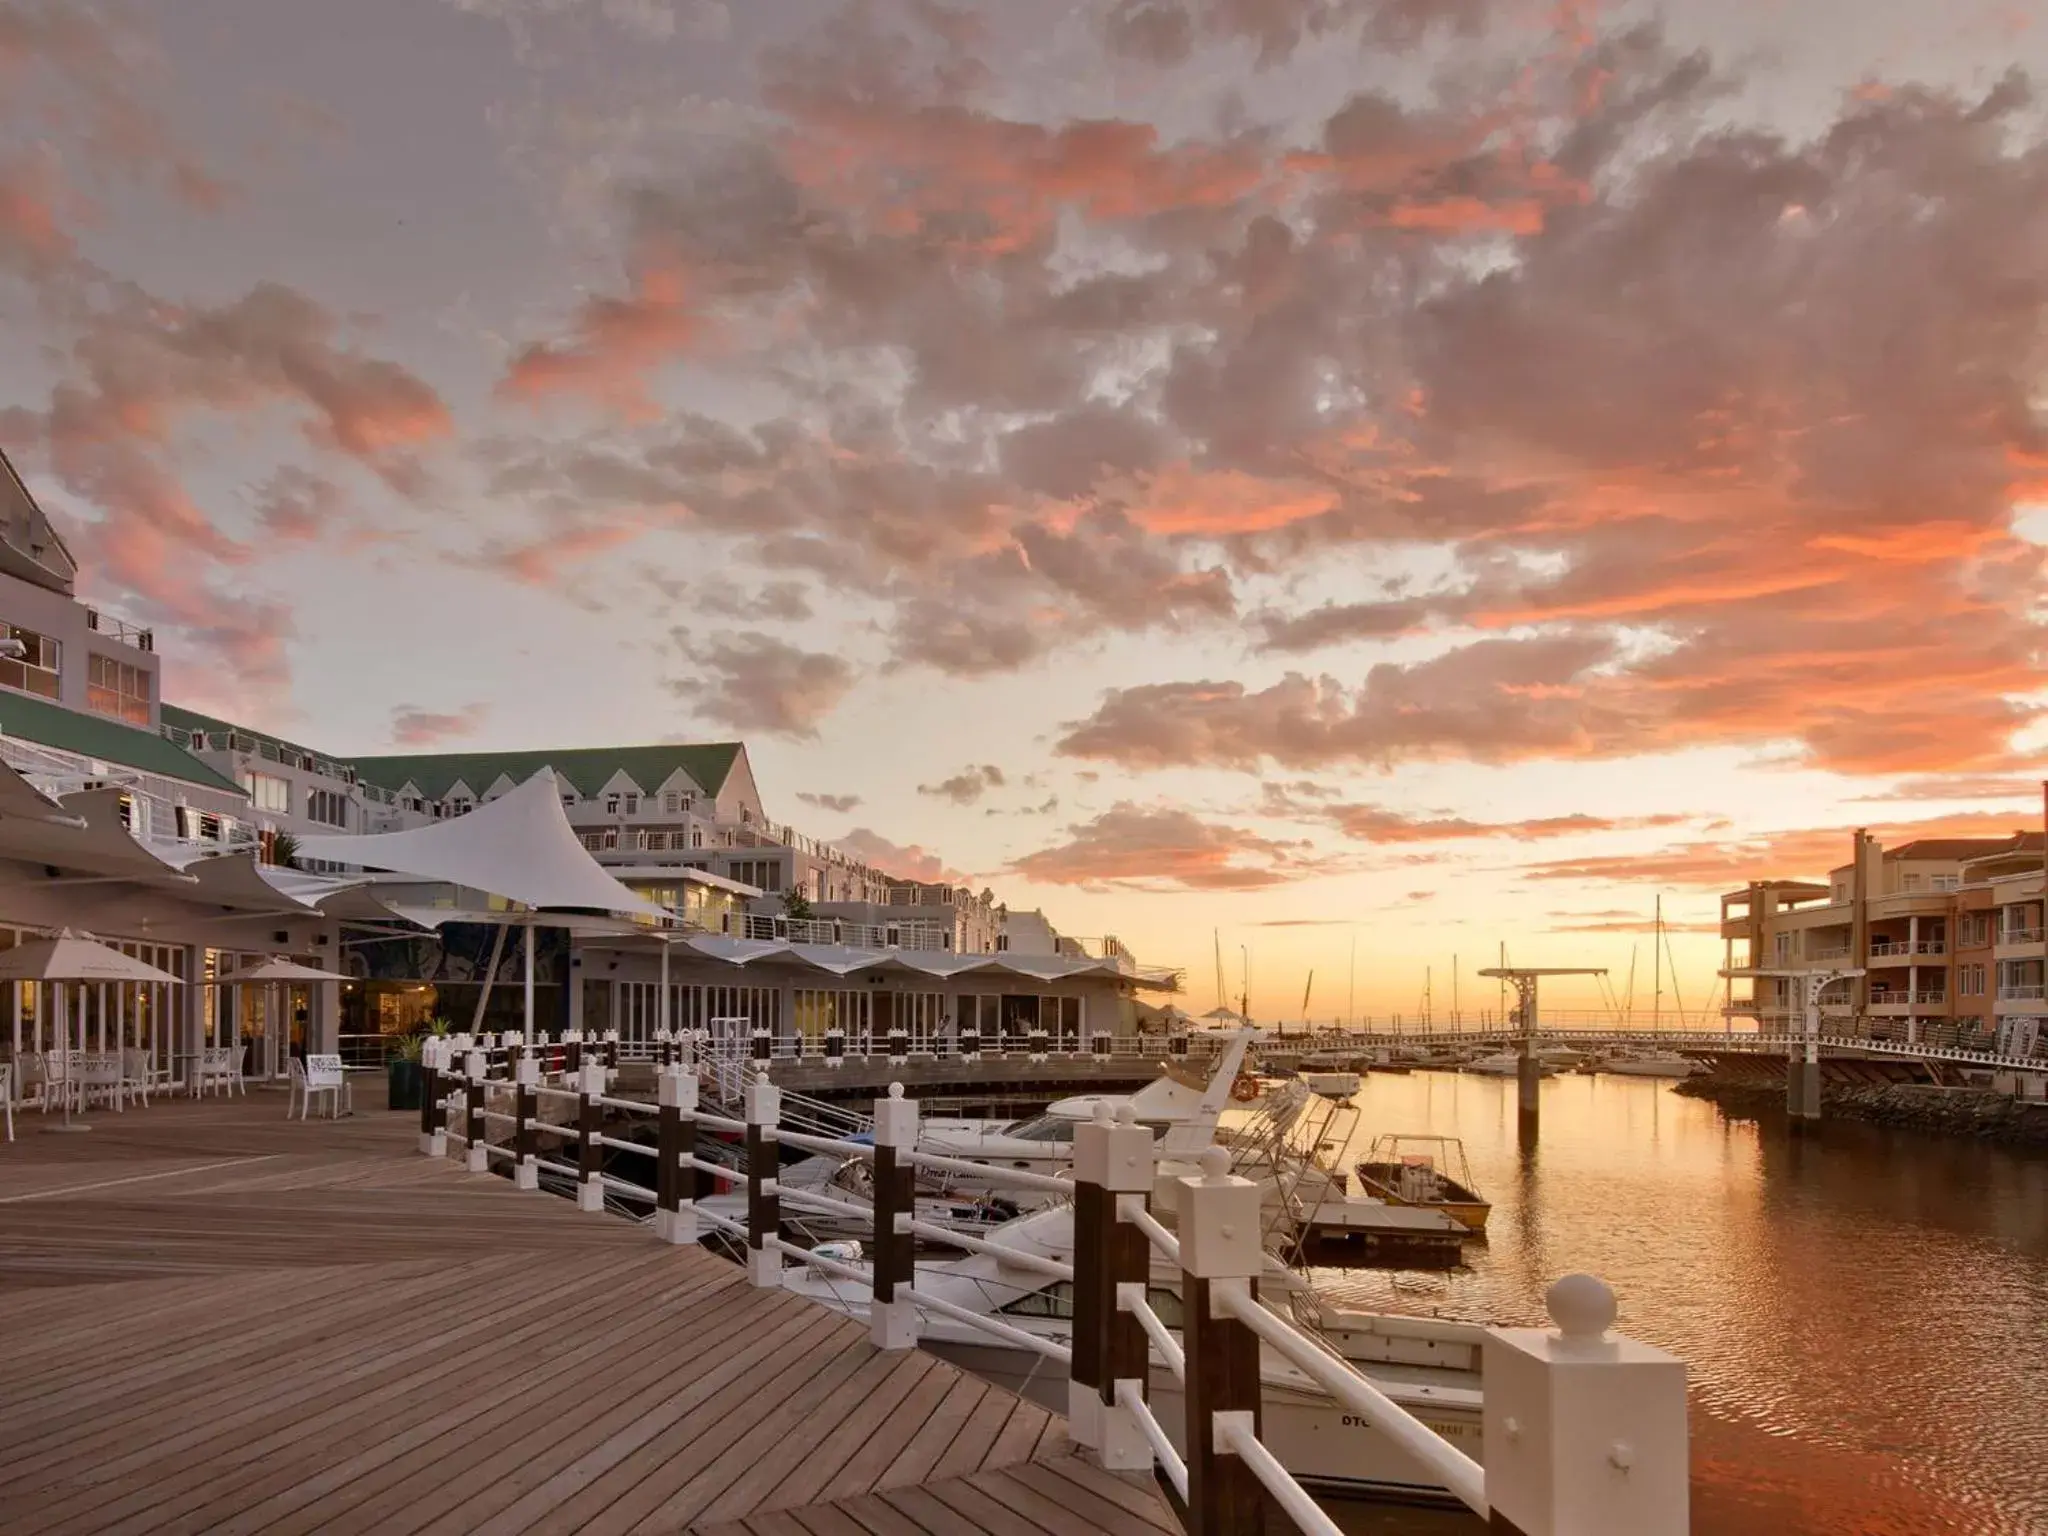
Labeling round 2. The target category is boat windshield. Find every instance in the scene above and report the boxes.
[998,1114,1077,1142]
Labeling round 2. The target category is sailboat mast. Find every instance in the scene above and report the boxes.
[1347,929,1356,1031]
[1451,953,1458,1023]
[1652,894,1663,1032]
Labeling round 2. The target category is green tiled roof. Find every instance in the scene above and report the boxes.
[160,703,335,768]
[0,693,243,793]
[348,743,745,802]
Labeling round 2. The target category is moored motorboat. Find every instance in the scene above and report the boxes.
[1354,1134,1491,1234]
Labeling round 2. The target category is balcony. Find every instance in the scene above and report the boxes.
[722,910,957,951]
[1806,946,1851,961]
[1995,927,2045,949]
[1868,991,1948,1011]
[1868,939,1945,963]
[1997,985,2046,1003]
[84,606,154,652]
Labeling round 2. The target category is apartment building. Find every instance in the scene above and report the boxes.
[1722,827,2047,1055]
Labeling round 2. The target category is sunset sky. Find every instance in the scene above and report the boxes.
[3,0,2045,1017]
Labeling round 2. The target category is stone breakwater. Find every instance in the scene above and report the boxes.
[1676,1075,2048,1148]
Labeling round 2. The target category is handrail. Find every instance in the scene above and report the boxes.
[1212,1275,1488,1515]
[1216,1417,1336,1536]
[411,1045,1691,1536]
[1116,1379,1188,1501]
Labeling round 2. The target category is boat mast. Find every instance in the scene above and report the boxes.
[1451,953,1458,1023]
[1347,929,1356,1031]
[1652,894,1663,1032]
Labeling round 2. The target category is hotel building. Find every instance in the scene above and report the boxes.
[1722,828,2047,1058]
[0,451,1177,1086]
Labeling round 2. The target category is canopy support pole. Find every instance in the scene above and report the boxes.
[660,939,671,1039]
[523,918,535,1042]
[469,922,508,1036]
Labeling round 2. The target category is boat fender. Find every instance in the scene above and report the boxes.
[1231,1074,1260,1103]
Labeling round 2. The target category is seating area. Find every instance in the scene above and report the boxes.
[2,1043,257,1140]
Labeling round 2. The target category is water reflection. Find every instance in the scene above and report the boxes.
[1309,1071,2048,1535]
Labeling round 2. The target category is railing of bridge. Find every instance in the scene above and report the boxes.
[416,1031,1691,1536]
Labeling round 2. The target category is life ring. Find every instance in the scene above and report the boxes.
[1230,1074,1260,1103]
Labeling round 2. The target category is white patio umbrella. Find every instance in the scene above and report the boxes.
[0,930,183,1133]
[225,958,343,1078]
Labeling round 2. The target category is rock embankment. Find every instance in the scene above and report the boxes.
[1676,1076,2048,1148]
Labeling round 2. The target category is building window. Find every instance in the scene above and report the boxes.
[240,772,292,814]
[1962,913,1991,948]
[605,794,621,815]
[1931,874,1959,892]
[1958,963,1986,997]
[0,621,60,700]
[1902,873,1924,893]
[86,652,151,725]
[1773,932,1793,963]
[624,792,639,814]
[306,788,348,828]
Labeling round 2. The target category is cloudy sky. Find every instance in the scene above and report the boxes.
[3,0,2045,1016]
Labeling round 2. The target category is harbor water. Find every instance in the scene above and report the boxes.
[1309,1071,2048,1535]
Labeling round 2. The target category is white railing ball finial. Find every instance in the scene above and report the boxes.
[1092,1100,1115,1126]
[1546,1272,1617,1341]
[1198,1145,1232,1183]
[888,1082,904,1099]
[1113,1102,1137,1125]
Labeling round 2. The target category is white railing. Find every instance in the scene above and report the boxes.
[414,1033,1692,1535]
[1997,927,2044,947]
[721,911,956,950]
[1870,940,1946,958]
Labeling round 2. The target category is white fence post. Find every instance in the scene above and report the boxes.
[1098,1105,1158,1471]
[1482,1275,1688,1536]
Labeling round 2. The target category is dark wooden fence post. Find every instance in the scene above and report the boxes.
[513,1051,539,1191]
[603,1028,620,1072]
[418,1037,442,1156]
[576,1059,605,1212]
[870,1083,919,1348]
[1101,1105,1158,1470]
[463,1050,487,1174]
[564,1027,583,1078]
[824,1024,844,1069]
[1068,1106,1113,1455]
[744,1076,781,1287]
[958,1018,980,1062]
[656,1064,698,1243]
[1178,1147,1265,1536]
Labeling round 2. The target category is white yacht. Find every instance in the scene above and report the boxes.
[1594,1049,1702,1078]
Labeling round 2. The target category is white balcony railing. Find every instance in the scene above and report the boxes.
[1998,927,2045,947]
[84,606,154,651]
[1806,946,1851,961]
[1870,939,1946,958]
[1997,986,2046,1002]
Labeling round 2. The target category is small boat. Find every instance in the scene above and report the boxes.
[1597,1050,1702,1078]
[1464,1051,1557,1078]
[1354,1135,1491,1234]
[1298,1068,1362,1098]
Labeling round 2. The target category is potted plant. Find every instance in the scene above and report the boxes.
[387,1017,454,1111]
[386,1031,424,1110]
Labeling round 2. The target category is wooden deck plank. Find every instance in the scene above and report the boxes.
[964,1465,1173,1536]
[0,1084,1176,1536]
[24,1259,736,1536]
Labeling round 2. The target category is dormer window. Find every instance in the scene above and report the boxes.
[605,794,621,815]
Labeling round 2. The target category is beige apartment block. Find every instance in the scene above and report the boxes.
[1723,829,2047,1057]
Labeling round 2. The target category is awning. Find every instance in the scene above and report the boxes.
[615,864,763,898]
[377,904,650,938]
[157,849,323,911]
[0,785,193,882]
[295,771,671,920]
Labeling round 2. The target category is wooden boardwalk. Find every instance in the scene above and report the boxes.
[0,1084,1177,1536]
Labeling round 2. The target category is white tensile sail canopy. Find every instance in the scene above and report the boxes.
[293,771,671,920]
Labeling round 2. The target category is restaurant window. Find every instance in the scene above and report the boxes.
[86,652,151,724]
[241,771,292,814]
[306,788,348,827]
[0,620,60,700]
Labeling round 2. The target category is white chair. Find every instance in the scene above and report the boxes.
[19,1052,51,1113]
[76,1052,125,1112]
[288,1055,351,1120]
[121,1049,159,1108]
[194,1047,239,1099]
